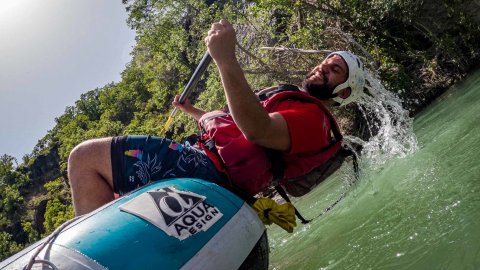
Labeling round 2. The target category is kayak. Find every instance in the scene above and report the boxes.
[0,178,268,270]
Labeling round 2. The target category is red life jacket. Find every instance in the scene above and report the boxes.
[198,90,342,195]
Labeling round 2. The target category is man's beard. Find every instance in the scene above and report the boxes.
[302,74,336,100]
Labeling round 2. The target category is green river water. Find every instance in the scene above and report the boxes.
[268,72,480,269]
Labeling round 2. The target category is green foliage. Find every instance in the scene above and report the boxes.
[43,198,74,235]
[0,186,24,218]
[44,177,68,197]
[0,155,29,261]
[21,221,40,243]
[43,178,74,235]
[0,154,27,223]
[2,0,479,258]
[0,155,29,189]
[76,88,103,121]
[0,154,17,176]
[0,232,22,260]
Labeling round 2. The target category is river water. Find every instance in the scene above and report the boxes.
[268,72,480,269]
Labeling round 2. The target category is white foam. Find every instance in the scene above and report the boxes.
[345,69,418,169]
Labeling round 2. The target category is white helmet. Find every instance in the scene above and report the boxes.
[327,51,365,106]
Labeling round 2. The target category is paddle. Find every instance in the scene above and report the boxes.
[161,51,212,134]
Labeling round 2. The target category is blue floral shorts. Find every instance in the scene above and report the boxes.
[111,135,226,195]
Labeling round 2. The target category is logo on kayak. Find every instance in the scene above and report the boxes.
[119,186,223,240]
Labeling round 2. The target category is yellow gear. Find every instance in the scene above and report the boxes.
[252,197,297,233]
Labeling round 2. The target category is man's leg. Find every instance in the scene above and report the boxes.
[68,137,115,216]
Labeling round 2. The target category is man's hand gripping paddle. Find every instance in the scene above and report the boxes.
[161,51,212,134]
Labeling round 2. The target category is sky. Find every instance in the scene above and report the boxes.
[0,0,136,161]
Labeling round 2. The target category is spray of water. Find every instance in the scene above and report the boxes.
[345,70,418,168]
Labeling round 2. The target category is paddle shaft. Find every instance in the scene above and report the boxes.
[170,51,212,117]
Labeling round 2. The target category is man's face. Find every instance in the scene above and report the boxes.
[302,54,349,100]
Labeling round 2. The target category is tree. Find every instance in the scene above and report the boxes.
[0,232,22,260]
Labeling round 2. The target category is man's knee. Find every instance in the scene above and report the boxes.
[68,137,112,172]
[70,139,97,164]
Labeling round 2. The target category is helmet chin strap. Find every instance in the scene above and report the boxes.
[331,80,349,96]
[331,80,351,105]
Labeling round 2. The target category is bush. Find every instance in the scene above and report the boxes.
[43,178,74,235]
[43,198,74,235]
[0,232,22,261]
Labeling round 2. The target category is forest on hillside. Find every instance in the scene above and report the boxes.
[1,0,479,260]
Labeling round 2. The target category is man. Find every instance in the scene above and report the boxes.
[68,19,365,216]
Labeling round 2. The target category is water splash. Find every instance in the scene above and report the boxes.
[345,70,418,168]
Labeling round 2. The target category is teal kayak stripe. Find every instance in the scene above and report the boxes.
[54,179,242,270]
[187,178,245,208]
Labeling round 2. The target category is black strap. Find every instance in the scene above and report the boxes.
[295,147,361,223]
[346,147,360,184]
[265,148,285,182]
[274,185,310,224]
[200,138,217,152]
[257,84,301,101]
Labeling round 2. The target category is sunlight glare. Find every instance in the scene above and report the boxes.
[0,0,33,24]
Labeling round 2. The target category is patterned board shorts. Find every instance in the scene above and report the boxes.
[111,135,227,195]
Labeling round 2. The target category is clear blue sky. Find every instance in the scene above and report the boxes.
[0,0,136,161]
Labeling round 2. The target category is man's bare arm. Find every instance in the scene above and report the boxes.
[172,95,206,121]
[205,20,290,151]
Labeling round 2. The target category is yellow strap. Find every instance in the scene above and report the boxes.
[252,197,297,233]
[160,115,175,135]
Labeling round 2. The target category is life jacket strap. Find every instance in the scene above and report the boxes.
[274,185,311,224]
